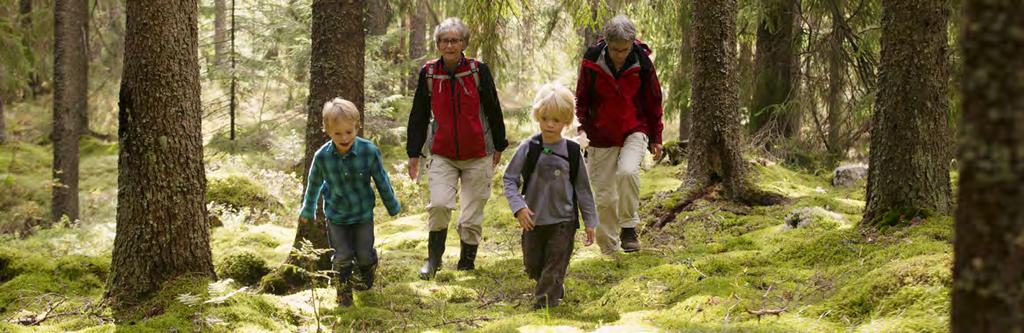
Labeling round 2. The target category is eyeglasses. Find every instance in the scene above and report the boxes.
[438,38,463,46]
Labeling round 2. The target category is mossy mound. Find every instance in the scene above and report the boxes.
[216,252,271,286]
[206,175,283,215]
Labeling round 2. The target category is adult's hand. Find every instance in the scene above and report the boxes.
[650,143,663,162]
[583,227,595,246]
[408,157,420,181]
[492,152,502,168]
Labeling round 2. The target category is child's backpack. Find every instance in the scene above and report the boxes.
[520,134,583,227]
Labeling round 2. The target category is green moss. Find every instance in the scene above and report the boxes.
[819,254,951,322]
[216,252,271,286]
[206,175,283,213]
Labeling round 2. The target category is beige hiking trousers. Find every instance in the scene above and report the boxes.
[426,155,493,245]
[587,132,647,254]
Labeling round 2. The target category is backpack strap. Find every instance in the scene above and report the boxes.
[520,134,544,195]
[425,62,436,97]
[567,140,582,228]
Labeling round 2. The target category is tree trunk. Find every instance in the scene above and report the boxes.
[862,0,951,226]
[107,0,214,312]
[367,0,389,36]
[579,0,600,53]
[271,0,366,294]
[826,0,846,158]
[749,0,800,146]
[737,38,755,115]
[214,0,227,68]
[51,0,88,224]
[952,1,1024,331]
[686,0,753,200]
[674,3,694,142]
[0,96,6,144]
[19,0,44,99]
[407,0,427,92]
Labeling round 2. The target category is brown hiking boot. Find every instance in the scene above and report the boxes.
[620,228,640,252]
[333,265,354,307]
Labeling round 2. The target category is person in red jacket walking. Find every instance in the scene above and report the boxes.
[406,17,509,279]
[575,15,664,254]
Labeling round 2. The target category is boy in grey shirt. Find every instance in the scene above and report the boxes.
[503,83,598,309]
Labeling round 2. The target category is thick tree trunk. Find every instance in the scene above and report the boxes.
[862,0,952,225]
[367,0,389,36]
[407,0,427,92]
[107,0,215,312]
[271,0,366,294]
[826,0,846,158]
[687,0,752,200]
[952,1,1024,331]
[749,0,800,146]
[51,0,88,224]
[214,0,227,68]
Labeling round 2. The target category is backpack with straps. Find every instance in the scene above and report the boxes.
[520,134,583,227]
[425,59,480,97]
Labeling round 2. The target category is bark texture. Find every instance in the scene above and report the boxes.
[826,0,847,158]
[407,0,427,91]
[952,0,1024,331]
[749,0,801,144]
[214,0,227,68]
[51,0,88,223]
[863,0,952,225]
[271,0,366,294]
[367,0,389,36]
[686,0,751,200]
[673,3,694,142]
[107,0,215,311]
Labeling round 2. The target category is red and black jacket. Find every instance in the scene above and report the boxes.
[406,55,508,160]
[575,39,664,148]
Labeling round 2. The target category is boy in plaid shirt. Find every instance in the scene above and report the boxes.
[298,98,401,307]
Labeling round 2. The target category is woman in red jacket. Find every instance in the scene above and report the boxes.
[575,15,664,254]
[406,17,508,279]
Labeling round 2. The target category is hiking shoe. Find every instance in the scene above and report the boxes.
[620,228,640,252]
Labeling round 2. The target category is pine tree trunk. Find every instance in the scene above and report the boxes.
[214,0,227,68]
[271,0,366,294]
[687,0,753,200]
[862,0,952,225]
[51,0,88,224]
[749,0,800,146]
[407,0,427,91]
[737,38,754,114]
[952,1,1024,330]
[674,4,694,142]
[367,0,389,36]
[107,0,214,312]
[826,0,846,158]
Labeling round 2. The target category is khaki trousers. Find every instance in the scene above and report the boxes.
[426,155,493,245]
[587,132,647,254]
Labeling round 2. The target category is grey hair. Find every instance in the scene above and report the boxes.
[603,15,637,43]
[433,17,471,44]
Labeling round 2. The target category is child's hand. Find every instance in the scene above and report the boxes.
[515,207,535,231]
[583,227,595,246]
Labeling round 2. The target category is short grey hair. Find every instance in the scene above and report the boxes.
[603,15,637,43]
[433,17,470,44]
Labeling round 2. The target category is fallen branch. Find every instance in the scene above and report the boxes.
[746,308,786,322]
[649,184,717,229]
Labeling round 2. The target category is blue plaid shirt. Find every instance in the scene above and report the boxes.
[299,137,401,224]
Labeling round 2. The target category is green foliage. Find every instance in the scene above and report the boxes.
[215,252,271,286]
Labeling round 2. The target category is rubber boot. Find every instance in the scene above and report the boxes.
[333,264,354,307]
[354,261,377,291]
[456,241,479,271]
[419,229,447,280]
[620,228,641,253]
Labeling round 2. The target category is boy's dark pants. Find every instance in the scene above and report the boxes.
[522,221,576,307]
[327,222,377,292]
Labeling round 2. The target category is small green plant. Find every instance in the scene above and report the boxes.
[282,238,333,333]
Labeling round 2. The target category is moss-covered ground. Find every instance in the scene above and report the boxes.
[1,99,951,332]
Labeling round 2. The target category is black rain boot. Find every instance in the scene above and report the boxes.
[456,241,478,271]
[354,261,377,291]
[333,264,354,307]
[620,228,641,253]
[419,229,447,280]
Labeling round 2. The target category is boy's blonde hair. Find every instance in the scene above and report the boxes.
[531,83,575,124]
[322,97,360,129]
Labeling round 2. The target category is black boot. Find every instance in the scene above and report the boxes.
[333,264,354,307]
[620,228,641,252]
[456,241,478,271]
[419,229,447,280]
[354,262,377,291]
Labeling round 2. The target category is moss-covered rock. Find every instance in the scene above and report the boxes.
[216,252,271,286]
[206,175,283,215]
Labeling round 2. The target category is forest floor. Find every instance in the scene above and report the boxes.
[0,98,952,332]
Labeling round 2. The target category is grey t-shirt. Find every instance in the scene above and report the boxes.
[502,137,598,229]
